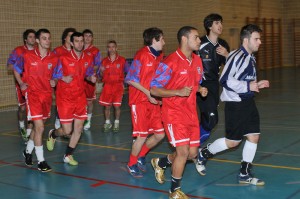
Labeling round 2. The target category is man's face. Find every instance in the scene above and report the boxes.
[37,32,51,50]
[107,43,117,56]
[210,20,223,35]
[25,33,36,46]
[246,32,261,53]
[71,36,84,52]
[65,32,74,45]
[152,35,165,51]
[186,29,201,51]
[83,33,93,45]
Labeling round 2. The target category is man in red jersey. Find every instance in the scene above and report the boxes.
[98,40,126,133]
[82,29,101,130]
[7,29,36,141]
[125,27,165,178]
[150,26,208,199]
[14,29,58,172]
[52,28,77,129]
[47,32,96,166]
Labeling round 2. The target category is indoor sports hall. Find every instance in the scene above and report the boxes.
[0,1,300,199]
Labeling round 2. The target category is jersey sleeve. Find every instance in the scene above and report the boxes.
[52,59,63,79]
[7,49,18,67]
[125,59,142,83]
[85,61,94,77]
[150,62,172,88]
[13,54,24,74]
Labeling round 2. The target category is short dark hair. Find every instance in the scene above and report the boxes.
[23,29,36,44]
[61,28,76,45]
[82,29,93,36]
[203,13,223,35]
[240,24,262,43]
[143,27,163,46]
[107,40,117,46]
[35,29,50,40]
[70,32,84,43]
[177,26,198,44]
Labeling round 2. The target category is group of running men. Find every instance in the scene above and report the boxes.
[7,13,269,199]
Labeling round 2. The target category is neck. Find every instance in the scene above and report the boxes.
[26,44,34,50]
[109,53,116,60]
[74,50,82,58]
[207,32,219,44]
[180,46,193,61]
[64,43,72,50]
[39,47,48,57]
[84,43,91,49]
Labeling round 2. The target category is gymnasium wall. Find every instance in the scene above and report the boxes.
[0,0,298,111]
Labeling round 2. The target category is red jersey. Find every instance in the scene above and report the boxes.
[151,48,203,125]
[83,45,101,67]
[101,55,126,84]
[53,50,94,97]
[14,48,58,93]
[7,45,32,67]
[53,45,71,57]
[125,46,164,105]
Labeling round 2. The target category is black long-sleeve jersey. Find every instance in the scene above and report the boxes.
[197,35,230,82]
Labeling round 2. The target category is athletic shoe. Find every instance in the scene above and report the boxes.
[238,174,265,186]
[127,164,143,178]
[22,150,33,166]
[137,157,147,172]
[20,127,28,142]
[151,158,165,184]
[46,129,56,151]
[55,118,61,129]
[195,149,207,176]
[169,189,190,199]
[37,161,52,172]
[83,120,91,130]
[63,155,78,166]
[112,122,119,133]
[104,123,112,133]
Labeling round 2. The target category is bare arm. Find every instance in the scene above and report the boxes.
[128,81,158,104]
[150,86,192,98]
[13,70,27,91]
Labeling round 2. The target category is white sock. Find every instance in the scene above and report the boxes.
[208,138,229,155]
[19,121,25,128]
[242,140,257,163]
[26,129,32,137]
[114,120,119,124]
[88,113,92,121]
[26,139,35,154]
[35,145,45,163]
[105,120,111,124]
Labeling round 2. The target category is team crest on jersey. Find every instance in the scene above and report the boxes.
[197,66,202,75]
[205,55,209,59]
[85,62,89,67]
[48,63,52,70]
[116,64,120,69]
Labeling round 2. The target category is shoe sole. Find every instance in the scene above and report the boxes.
[239,180,265,186]
[38,168,52,173]
[22,152,33,167]
[126,167,143,178]
[151,159,165,184]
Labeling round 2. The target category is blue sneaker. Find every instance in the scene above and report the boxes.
[127,164,143,178]
[137,157,147,172]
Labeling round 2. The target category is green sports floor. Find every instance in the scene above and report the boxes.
[0,67,299,199]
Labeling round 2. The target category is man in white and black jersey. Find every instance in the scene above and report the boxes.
[196,13,230,146]
[196,24,269,186]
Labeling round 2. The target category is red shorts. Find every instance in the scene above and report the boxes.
[56,94,87,123]
[164,122,200,147]
[16,83,26,106]
[26,91,52,121]
[85,81,96,100]
[99,83,123,107]
[130,102,164,137]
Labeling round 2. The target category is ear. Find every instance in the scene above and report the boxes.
[35,38,39,44]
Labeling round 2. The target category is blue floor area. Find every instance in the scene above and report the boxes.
[0,67,300,199]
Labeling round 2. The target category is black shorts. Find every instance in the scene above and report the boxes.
[224,98,260,141]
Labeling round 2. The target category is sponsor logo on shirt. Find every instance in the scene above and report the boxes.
[87,52,91,56]
[69,62,75,66]
[146,62,153,67]
[31,62,38,66]
[245,75,255,80]
[180,69,187,74]
[204,49,209,53]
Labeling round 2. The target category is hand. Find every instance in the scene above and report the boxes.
[177,86,192,97]
[148,95,158,104]
[90,74,97,83]
[249,81,259,92]
[20,82,28,91]
[199,86,208,97]
[216,45,229,57]
[50,80,57,87]
[62,75,73,83]
[257,80,269,89]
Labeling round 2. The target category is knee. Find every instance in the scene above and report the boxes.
[226,140,240,148]
[34,125,44,134]
[247,134,260,143]
[154,133,165,141]
[176,147,189,159]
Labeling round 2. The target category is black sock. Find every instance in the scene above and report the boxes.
[170,176,181,192]
[158,156,172,169]
[51,130,58,139]
[65,146,75,156]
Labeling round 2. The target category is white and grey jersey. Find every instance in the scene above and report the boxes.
[220,46,257,102]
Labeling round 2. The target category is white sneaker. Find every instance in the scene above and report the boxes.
[84,120,91,130]
[55,118,61,129]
